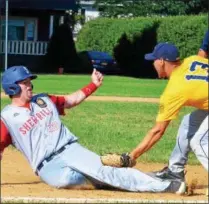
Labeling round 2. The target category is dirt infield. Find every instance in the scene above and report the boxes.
[1,148,208,202]
[1,92,160,103]
[86,96,160,103]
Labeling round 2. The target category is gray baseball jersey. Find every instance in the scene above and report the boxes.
[1,94,78,171]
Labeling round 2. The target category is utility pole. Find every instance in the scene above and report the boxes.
[5,0,8,69]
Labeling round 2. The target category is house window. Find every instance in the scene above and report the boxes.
[1,17,37,41]
[26,21,36,41]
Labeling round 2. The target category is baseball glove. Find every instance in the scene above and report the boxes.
[100,153,136,168]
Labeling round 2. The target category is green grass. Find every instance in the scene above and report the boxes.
[1,98,198,164]
[6,74,167,97]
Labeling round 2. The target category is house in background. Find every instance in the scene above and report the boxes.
[0,0,78,71]
[73,0,99,35]
[80,0,99,22]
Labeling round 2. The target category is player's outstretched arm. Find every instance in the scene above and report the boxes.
[100,121,170,167]
[129,121,170,160]
[64,69,103,109]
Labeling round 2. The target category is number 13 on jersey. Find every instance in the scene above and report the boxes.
[186,61,209,82]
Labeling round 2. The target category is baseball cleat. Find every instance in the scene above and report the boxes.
[148,166,185,182]
[165,181,187,195]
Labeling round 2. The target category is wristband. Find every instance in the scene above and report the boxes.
[81,82,97,97]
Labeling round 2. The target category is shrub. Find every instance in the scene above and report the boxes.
[76,15,207,77]
[156,15,207,58]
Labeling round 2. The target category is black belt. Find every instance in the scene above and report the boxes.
[36,141,75,173]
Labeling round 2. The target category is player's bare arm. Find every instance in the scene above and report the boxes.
[64,69,103,109]
[130,121,170,160]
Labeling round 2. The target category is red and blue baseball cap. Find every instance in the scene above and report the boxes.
[145,42,180,61]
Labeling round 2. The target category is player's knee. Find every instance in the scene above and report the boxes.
[56,170,87,189]
[190,134,208,153]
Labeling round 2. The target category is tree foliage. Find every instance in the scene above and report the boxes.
[94,0,208,17]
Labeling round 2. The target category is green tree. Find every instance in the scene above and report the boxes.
[184,0,208,14]
[94,0,208,17]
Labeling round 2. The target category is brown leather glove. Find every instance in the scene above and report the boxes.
[101,153,136,168]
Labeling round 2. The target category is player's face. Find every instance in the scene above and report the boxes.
[18,78,33,101]
[153,59,167,78]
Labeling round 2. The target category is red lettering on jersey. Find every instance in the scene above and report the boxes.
[40,110,46,117]
[19,127,27,135]
[36,113,43,120]
[19,108,52,135]
[31,116,38,124]
[43,108,51,115]
[27,118,35,127]
[22,122,31,131]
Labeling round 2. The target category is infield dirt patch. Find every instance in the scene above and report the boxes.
[1,92,159,103]
[1,148,208,202]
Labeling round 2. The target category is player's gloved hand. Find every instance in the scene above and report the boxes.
[100,153,136,168]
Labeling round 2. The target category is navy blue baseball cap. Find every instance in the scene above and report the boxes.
[200,30,209,52]
[145,43,180,61]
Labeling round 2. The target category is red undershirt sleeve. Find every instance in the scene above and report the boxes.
[0,120,12,159]
[48,95,66,115]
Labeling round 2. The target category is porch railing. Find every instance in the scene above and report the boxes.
[0,40,48,55]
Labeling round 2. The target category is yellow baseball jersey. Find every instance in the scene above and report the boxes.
[157,55,208,122]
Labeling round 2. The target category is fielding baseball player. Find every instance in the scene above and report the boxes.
[127,42,208,182]
[0,66,186,194]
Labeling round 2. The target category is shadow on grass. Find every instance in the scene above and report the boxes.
[113,23,160,78]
